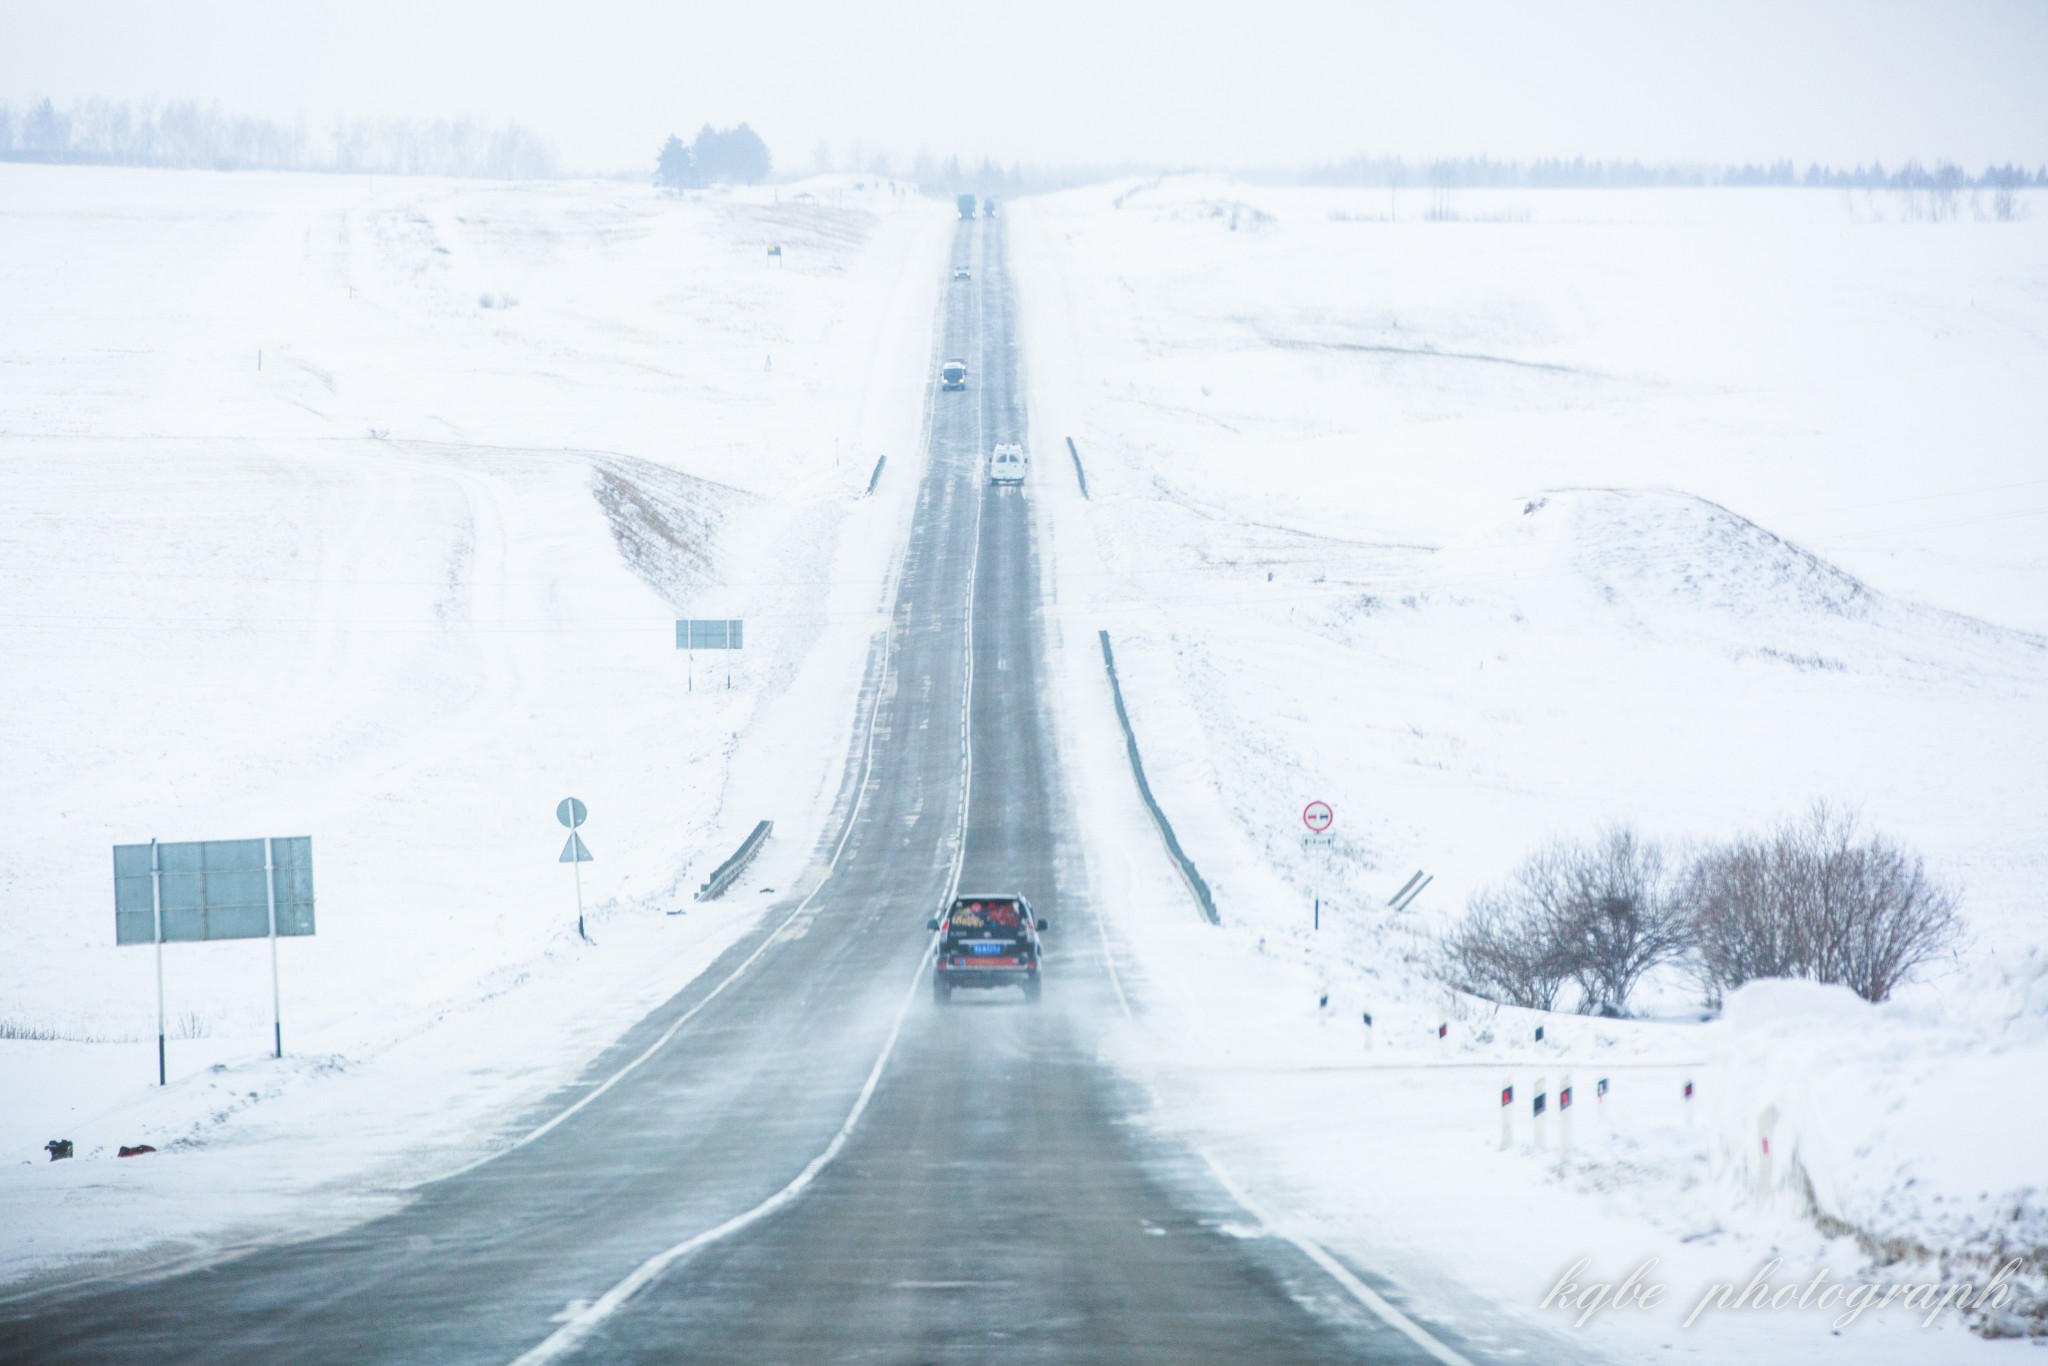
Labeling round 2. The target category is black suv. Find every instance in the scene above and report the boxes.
[928,895,1047,1004]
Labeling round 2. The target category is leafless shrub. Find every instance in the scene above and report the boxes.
[1440,884,1572,1011]
[1683,802,1962,1004]
[1548,828,1692,1016]
[0,1018,129,1043]
[1684,837,1800,1002]
[1442,826,1686,1015]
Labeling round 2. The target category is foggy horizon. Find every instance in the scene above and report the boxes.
[4,0,2045,177]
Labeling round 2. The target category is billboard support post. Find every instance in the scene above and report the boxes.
[265,838,283,1059]
[152,838,166,1087]
[676,619,745,695]
[115,834,316,1085]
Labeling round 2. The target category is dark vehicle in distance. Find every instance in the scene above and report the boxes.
[941,358,968,390]
[929,895,1047,1003]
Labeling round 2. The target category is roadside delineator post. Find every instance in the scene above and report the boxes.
[1757,1105,1779,1199]
[1596,1076,1609,1130]
[1500,1081,1514,1150]
[1437,1021,1448,1057]
[1361,1009,1374,1052]
[1559,1075,1574,1167]
[1533,1076,1548,1150]
[1683,1077,1695,1128]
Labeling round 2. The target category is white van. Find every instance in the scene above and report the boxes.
[988,443,1027,485]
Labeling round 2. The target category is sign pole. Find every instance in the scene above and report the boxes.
[264,837,283,1059]
[573,850,586,943]
[1301,802,1334,932]
[152,838,166,1086]
[559,797,593,944]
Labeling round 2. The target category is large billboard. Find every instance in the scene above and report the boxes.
[114,837,315,945]
[676,618,743,650]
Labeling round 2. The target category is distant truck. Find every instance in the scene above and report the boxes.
[929,895,1047,1003]
[941,358,968,390]
[956,193,977,220]
[989,442,1026,484]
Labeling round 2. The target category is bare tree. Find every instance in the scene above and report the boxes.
[1551,828,1691,1016]
[1682,802,1962,1004]
[1444,827,1688,1016]
[1439,884,1573,1011]
[1683,832,1812,1004]
[1794,803,1963,1002]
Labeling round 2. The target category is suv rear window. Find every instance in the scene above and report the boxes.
[945,898,1027,942]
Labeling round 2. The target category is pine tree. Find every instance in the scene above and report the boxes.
[654,134,695,192]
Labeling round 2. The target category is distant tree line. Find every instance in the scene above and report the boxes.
[1284,154,2048,190]
[654,123,772,190]
[0,97,556,178]
[1440,803,1963,1015]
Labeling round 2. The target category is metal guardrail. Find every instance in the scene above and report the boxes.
[865,455,887,496]
[1066,437,1090,500]
[695,820,773,902]
[1098,631,1220,925]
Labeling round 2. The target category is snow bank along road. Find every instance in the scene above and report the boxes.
[0,221,1483,1363]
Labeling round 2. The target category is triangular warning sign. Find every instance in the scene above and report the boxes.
[559,832,594,863]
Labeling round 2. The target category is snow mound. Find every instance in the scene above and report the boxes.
[1442,487,2046,684]
[1711,977,2048,1286]
[1549,488,1874,621]
[1720,977,1872,1030]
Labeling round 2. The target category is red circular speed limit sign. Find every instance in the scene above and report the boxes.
[1302,801,1334,833]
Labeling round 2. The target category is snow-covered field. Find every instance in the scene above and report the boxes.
[1013,180,2048,1359]
[5,161,2042,1357]
[0,164,949,1284]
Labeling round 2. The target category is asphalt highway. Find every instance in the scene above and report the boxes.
[0,217,1480,1364]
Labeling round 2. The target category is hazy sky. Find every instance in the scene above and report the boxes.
[5,1,2045,173]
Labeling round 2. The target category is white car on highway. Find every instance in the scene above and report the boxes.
[988,442,1026,485]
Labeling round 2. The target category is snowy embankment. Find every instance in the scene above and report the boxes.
[1014,180,2048,1360]
[0,165,948,1286]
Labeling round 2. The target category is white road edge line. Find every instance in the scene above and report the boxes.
[447,613,900,1182]
[1085,889,1456,1360]
[1196,1151,1471,1365]
[1093,887,1133,1021]
[507,939,937,1366]
[507,237,989,1363]
[1012,205,1458,1364]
